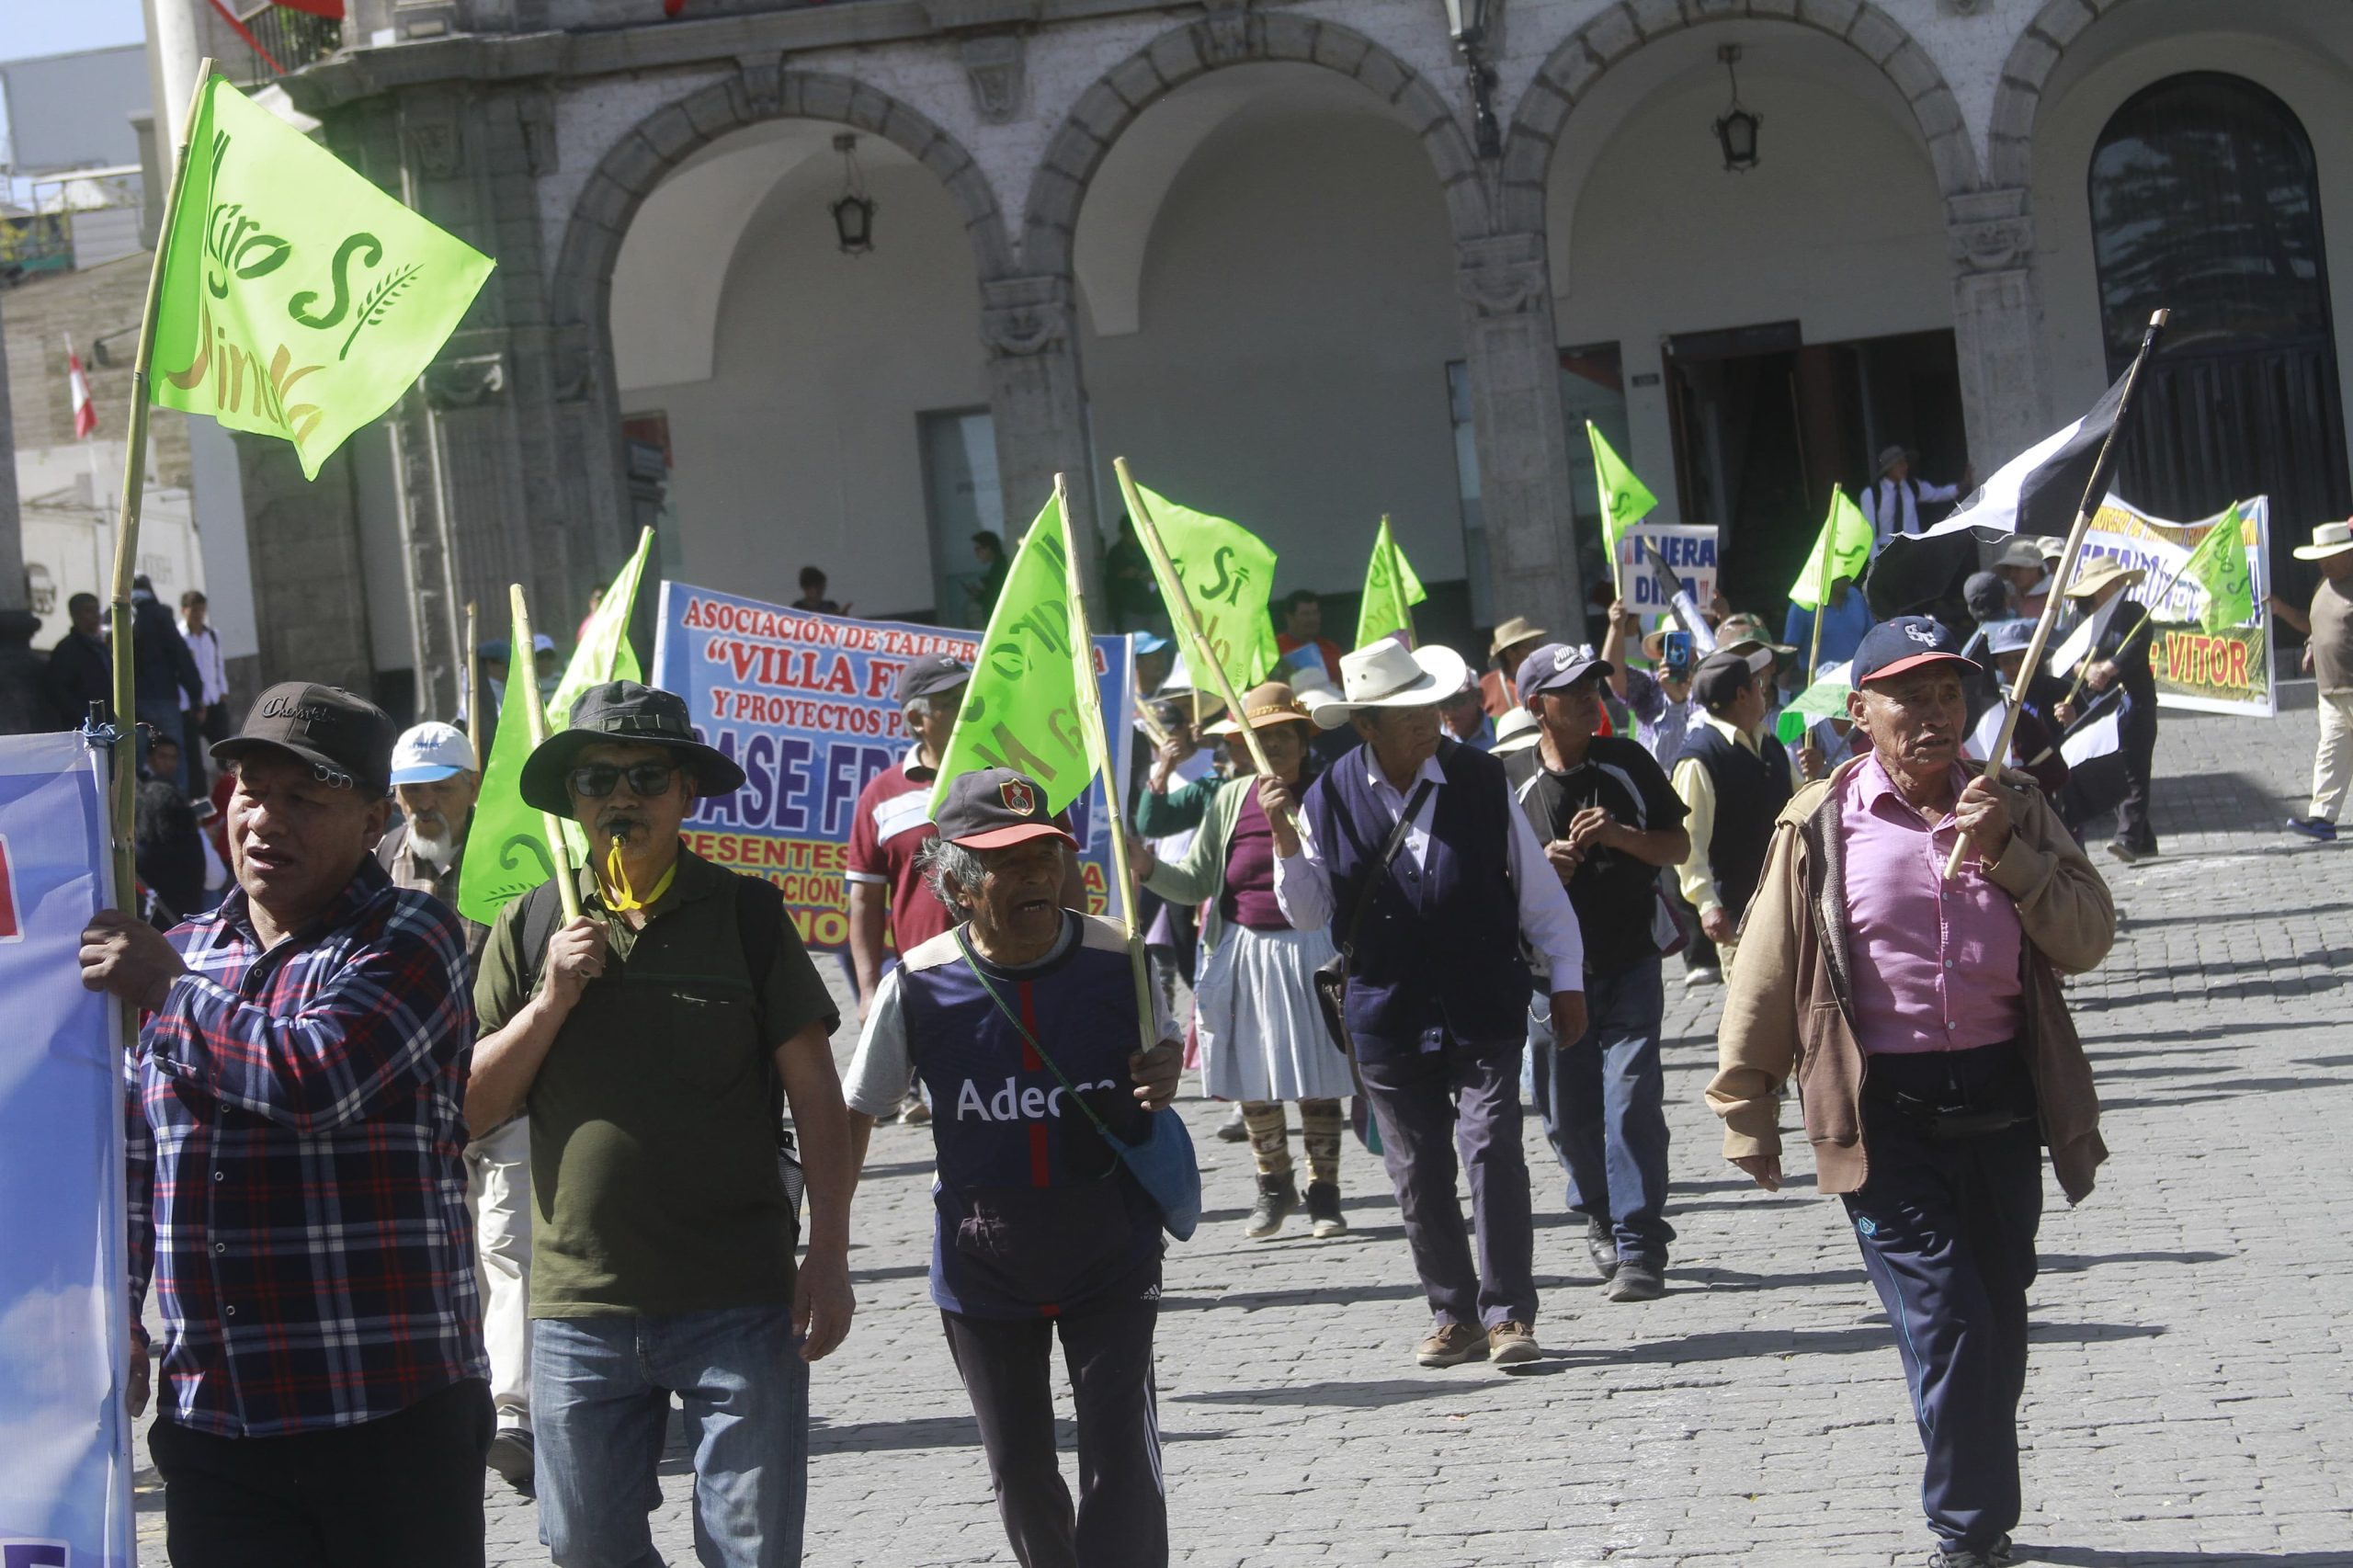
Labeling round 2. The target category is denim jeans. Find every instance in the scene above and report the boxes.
[533,1303,809,1568]
[1525,960,1675,1267]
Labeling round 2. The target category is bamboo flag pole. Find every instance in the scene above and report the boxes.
[463,600,481,744]
[107,58,214,926]
[508,585,584,923]
[1383,515,1413,648]
[1058,473,1158,1051]
[1943,307,2169,880]
[1806,508,1830,687]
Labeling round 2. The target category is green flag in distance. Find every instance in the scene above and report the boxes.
[545,527,656,863]
[1355,517,1428,649]
[1586,421,1658,550]
[1126,480,1281,692]
[2182,504,2256,633]
[929,493,1093,818]
[1788,489,1875,610]
[154,74,494,480]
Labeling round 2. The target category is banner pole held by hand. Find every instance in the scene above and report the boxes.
[1943,307,2169,881]
[508,585,584,923]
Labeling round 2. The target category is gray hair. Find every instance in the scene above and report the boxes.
[915,835,983,922]
[904,696,936,723]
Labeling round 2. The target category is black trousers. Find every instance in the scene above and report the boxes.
[1843,1048,2041,1555]
[149,1378,492,1568]
[941,1301,1165,1568]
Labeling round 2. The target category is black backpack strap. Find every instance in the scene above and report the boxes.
[731,874,793,1133]
[515,879,567,999]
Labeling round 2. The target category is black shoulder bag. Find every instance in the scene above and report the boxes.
[1311,779,1435,1058]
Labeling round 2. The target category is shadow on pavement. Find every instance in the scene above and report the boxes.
[2017,1551,2353,1566]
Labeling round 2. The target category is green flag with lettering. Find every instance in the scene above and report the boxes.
[929,493,1093,816]
[1128,481,1281,692]
[1788,489,1875,610]
[1355,516,1427,649]
[456,535,657,926]
[2181,503,2256,633]
[153,74,495,480]
[1586,420,1658,551]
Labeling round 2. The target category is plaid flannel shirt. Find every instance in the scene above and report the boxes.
[127,854,487,1437]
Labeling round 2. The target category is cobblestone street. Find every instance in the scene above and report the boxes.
[133,683,2352,1567]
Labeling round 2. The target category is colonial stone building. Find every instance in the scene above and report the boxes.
[241,0,2348,719]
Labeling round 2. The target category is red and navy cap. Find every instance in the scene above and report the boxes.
[935,767,1077,851]
[1852,616,1983,687]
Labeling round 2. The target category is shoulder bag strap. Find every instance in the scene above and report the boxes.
[953,929,1131,1153]
[1336,778,1435,960]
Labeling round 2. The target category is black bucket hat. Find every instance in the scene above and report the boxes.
[518,680,747,814]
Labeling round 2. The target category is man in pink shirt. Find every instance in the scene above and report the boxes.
[1709,616,2116,1568]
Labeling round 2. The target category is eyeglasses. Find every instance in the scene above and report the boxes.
[567,761,679,799]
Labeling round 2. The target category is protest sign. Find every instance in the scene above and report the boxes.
[1619,525,1719,624]
[2080,495,2274,717]
[652,584,1134,951]
[0,733,132,1568]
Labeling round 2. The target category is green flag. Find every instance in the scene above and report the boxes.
[1586,421,1658,551]
[1789,489,1875,610]
[1775,664,1853,748]
[1355,517,1427,649]
[2181,504,2255,633]
[456,537,657,926]
[1128,480,1281,691]
[929,493,1093,817]
[153,74,494,480]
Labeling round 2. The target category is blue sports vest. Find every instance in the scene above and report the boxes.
[1303,738,1530,1059]
[896,914,1164,1318]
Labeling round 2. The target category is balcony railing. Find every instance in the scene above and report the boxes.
[225,3,345,81]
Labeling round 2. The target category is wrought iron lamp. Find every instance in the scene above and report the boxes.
[830,133,877,255]
[1442,0,1503,160]
[1713,45,1761,172]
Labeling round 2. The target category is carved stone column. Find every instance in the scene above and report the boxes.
[1949,188,2050,472]
[981,275,1101,597]
[1455,232,1586,631]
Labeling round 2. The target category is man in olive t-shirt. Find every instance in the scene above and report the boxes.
[466,682,856,1568]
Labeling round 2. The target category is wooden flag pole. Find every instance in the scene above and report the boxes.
[1058,473,1158,1053]
[1806,515,1830,688]
[508,585,584,923]
[106,57,213,925]
[463,600,481,744]
[1943,307,2169,880]
[1112,457,1278,785]
[1382,515,1413,648]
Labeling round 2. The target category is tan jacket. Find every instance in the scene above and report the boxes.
[1706,757,2115,1202]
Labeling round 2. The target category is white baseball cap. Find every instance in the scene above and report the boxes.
[389,722,477,784]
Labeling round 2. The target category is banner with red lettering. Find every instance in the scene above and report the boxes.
[651,583,1134,953]
[2080,494,2274,717]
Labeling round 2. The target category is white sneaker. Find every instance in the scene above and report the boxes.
[1682,967,1722,990]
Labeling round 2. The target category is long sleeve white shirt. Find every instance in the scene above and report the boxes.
[1864,475,1961,549]
[1271,751,1586,990]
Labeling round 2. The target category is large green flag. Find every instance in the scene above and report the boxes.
[1789,489,1875,610]
[929,494,1094,817]
[2181,503,2256,633]
[1355,517,1427,649]
[1586,421,1658,551]
[456,535,657,926]
[1127,480,1281,692]
[153,74,494,480]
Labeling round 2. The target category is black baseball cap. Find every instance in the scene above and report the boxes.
[518,680,747,814]
[1515,642,1612,705]
[896,653,972,704]
[1691,646,1774,709]
[212,683,399,793]
[1852,616,1983,687]
[936,767,1076,852]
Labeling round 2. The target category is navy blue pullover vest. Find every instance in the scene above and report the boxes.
[896,914,1163,1318]
[1303,738,1529,1059]
[1683,722,1792,925]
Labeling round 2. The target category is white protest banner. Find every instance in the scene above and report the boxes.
[1619,525,1719,626]
[2079,495,2274,717]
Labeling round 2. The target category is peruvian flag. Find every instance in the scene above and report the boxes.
[66,342,97,439]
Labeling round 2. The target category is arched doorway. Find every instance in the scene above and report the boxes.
[2090,72,2351,552]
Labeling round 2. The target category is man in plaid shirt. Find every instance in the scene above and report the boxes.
[81,682,490,1568]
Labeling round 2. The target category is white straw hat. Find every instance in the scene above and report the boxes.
[2293,520,2353,562]
[1306,641,1472,730]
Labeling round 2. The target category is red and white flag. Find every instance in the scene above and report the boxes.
[66,343,97,439]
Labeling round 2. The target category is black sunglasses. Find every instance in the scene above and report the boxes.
[567,761,680,799]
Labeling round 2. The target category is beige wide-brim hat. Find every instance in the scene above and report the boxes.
[2063,555,2146,600]
[2293,520,2353,561]
[1993,537,2049,572]
[1202,681,1313,737]
[1492,707,1541,756]
[1488,616,1547,661]
[1307,640,1472,730]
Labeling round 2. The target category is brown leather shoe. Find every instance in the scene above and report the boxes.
[1415,1322,1487,1368]
[1487,1321,1540,1366]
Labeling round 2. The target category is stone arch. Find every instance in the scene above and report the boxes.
[1987,0,2155,190]
[1498,0,1984,235]
[1020,10,1491,279]
[549,62,1015,337]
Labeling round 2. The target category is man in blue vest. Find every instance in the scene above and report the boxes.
[1672,646,1799,974]
[844,767,1183,1568]
[1272,640,1588,1369]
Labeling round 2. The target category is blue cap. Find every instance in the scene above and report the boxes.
[1132,631,1172,656]
[1852,616,1982,687]
[1514,642,1611,705]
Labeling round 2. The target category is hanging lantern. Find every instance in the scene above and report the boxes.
[1713,45,1762,173]
[830,133,877,255]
